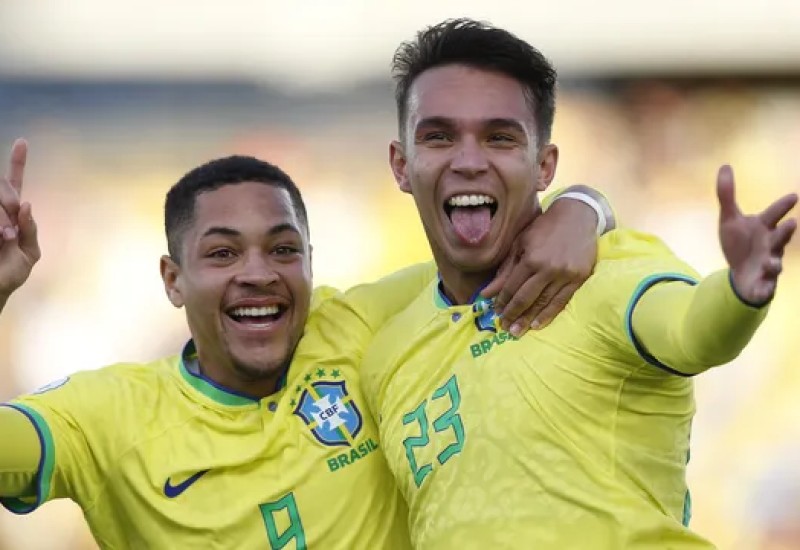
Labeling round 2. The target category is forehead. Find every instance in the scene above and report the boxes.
[407,64,534,128]
[192,182,300,232]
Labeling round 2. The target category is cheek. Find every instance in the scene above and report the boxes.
[409,153,445,193]
[285,263,313,303]
[182,275,225,316]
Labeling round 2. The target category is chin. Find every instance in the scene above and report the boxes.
[233,353,290,381]
[447,245,503,273]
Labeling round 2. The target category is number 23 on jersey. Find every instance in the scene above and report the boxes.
[402,375,466,488]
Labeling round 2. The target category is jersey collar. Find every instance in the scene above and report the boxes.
[178,340,287,408]
[434,275,494,313]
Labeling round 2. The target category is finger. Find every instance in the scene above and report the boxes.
[530,283,577,330]
[482,252,514,301]
[0,224,17,242]
[6,139,28,195]
[762,257,782,279]
[0,177,21,225]
[507,282,563,337]
[759,193,798,229]
[771,218,797,254]
[750,281,776,306]
[716,165,741,222]
[515,281,564,333]
[17,202,40,261]
[507,312,533,339]
[499,272,550,331]
[494,255,536,315]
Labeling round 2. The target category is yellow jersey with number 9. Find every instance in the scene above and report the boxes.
[1,263,437,550]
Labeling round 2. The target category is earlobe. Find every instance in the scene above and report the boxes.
[536,144,559,191]
[160,255,185,308]
[390,140,412,194]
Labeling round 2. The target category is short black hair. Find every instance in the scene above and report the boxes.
[164,155,309,263]
[392,18,557,146]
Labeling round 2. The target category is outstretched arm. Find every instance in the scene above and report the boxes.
[631,166,797,375]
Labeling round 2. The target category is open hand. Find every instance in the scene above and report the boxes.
[718,165,797,306]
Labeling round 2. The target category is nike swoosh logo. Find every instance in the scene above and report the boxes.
[163,469,210,498]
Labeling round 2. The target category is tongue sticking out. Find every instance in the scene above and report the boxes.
[450,206,492,245]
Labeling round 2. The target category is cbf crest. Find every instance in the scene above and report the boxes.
[293,375,363,447]
[473,296,500,333]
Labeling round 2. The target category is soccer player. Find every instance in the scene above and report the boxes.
[362,19,798,549]
[0,145,612,548]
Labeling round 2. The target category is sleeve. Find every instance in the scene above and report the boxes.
[302,262,436,361]
[578,229,701,373]
[309,285,341,312]
[581,229,767,376]
[0,405,41,499]
[342,261,437,333]
[631,269,768,375]
[0,372,106,513]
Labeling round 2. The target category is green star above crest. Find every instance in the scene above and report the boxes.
[331,369,341,379]
[304,374,312,383]
[316,368,326,378]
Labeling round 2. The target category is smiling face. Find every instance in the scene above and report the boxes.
[390,64,558,298]
[161,182,312,397]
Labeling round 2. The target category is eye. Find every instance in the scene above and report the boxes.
[420,132,452,144]
[207,248,235,259]
[487,133,516,144]
[273,245,301,256]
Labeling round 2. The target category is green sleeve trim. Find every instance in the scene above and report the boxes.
[624,272,698,376]
[0,403,56,514]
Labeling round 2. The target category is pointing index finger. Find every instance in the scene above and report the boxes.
[7,139,28,196]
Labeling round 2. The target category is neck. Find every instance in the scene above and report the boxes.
[435,206,540,305]
[437,264,494,305]
[195,350,281,400]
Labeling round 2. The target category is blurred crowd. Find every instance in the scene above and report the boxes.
[0,77,798,549]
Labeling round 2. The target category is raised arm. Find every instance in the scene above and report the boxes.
[631,166,796,375]
[0,139,40,314]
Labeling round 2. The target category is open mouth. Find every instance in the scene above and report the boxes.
[443,194,498,245]
[226,305,287,328]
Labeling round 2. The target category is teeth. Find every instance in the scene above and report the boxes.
[447,194,496,207]
[230,306,280,317]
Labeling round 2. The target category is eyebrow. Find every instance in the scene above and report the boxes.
[415,116,527,135]
[200,223,302,240]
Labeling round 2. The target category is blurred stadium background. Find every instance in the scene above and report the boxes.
[1,1,799,548]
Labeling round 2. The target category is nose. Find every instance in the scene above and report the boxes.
[232,253,279,288]
[450,136,488,178]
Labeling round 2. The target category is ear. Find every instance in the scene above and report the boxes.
[389,140,412,194]
[160,255,185,308]
[536,143,559,192]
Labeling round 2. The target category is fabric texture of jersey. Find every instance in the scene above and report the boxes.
[362,229,723,550]
[0,266,437,550]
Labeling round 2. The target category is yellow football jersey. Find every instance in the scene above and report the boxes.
[1,264,436,550]
[362,230,717,549]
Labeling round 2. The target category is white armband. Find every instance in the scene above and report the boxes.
[551,191,607,236]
